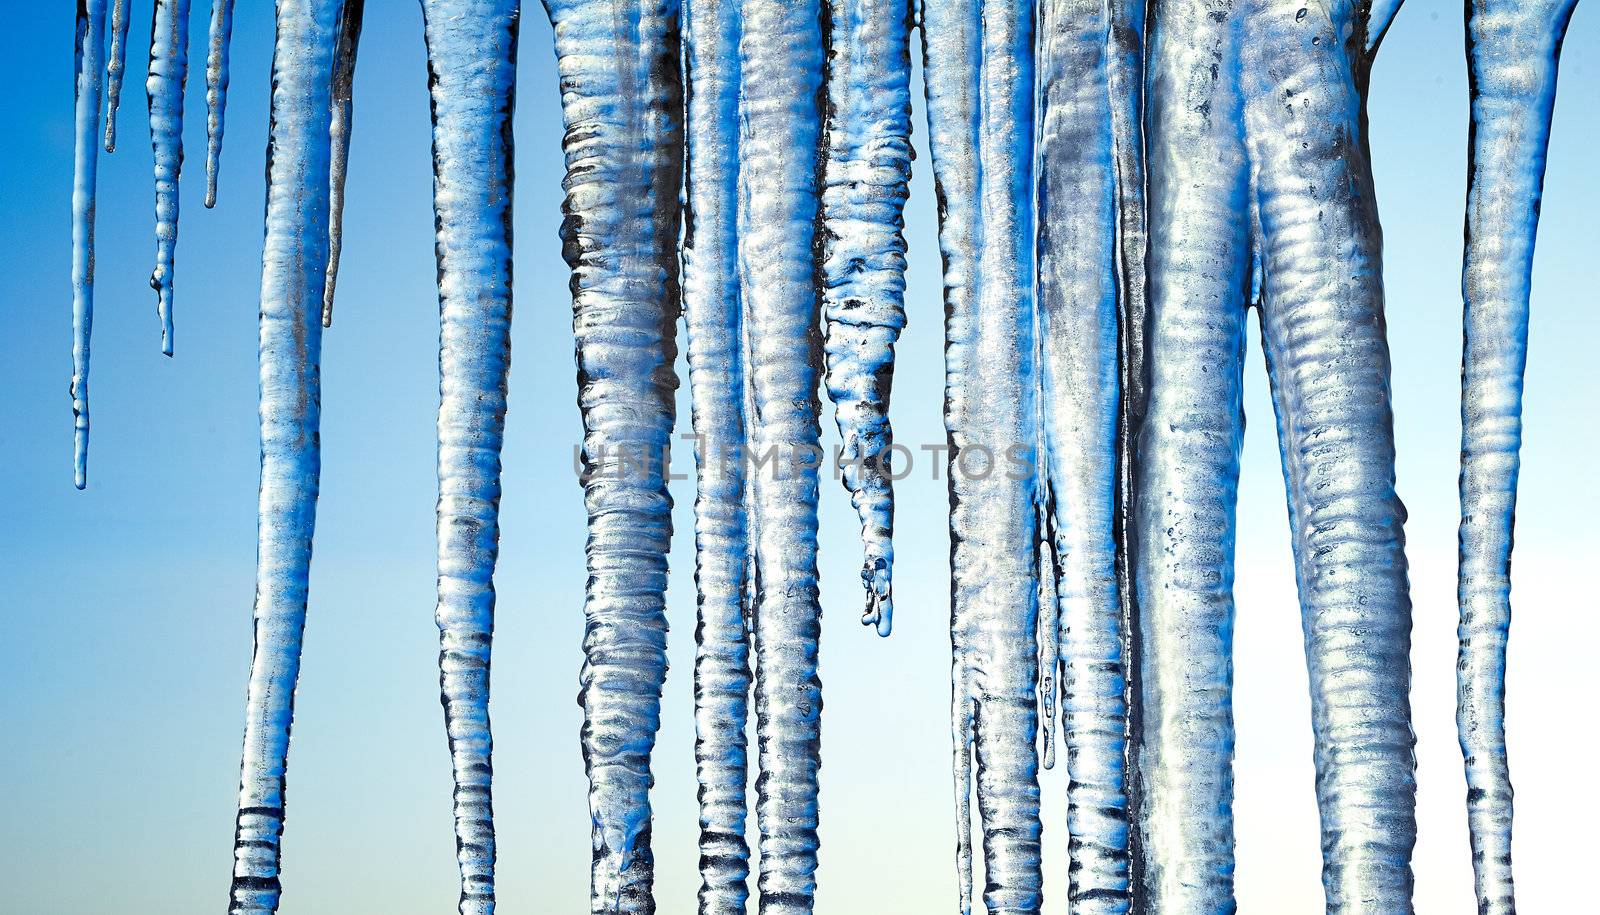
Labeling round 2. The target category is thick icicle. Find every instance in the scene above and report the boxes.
[544,0,684,910]
[226,2,341,912]
[1134,0,1252,907]
[321,0,365,328]
[1457,2,1579,912]
[922,2,1043,912]
[72,0,109,490]
[205,0,236,208]
[147,0,192,357]
[738,2,826,911]
[1035,0,1133,908]
[819,0,914,636]
[1242,1,1416,910]
[421,2,521,913]
[104,0,129,151]
[682,0,752,911]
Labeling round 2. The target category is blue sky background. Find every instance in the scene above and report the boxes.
[1,5,1595,913]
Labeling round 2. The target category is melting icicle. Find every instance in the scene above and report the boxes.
[72,0,109,490]
[205,0,236,208]
[682,0,753,911]
[226,2,341,912]
[103,0,129,152]
[544,0,684,910]
[819,0,914,637]
[1457,2,1579,912]
[1242,1,1416,910]
[322,0,365,328]
[922,2,1043,912]
[147,0,192,357]
[1035,0,1133,908]
[421,2,521,913]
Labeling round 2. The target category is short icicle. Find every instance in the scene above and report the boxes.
[104,0,129,151]
[226,2,342,912]
[543,0,685,910]
[321,0,365,328]
[205,0,237,208]
[422,2,521,913]
[147,0,192,357]
[72,0,109,490]
[819,0,915,636]
[1457,1,1580,912]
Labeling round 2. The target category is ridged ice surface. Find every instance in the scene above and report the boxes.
[544,0,684,910]
[1241,1,1416,910]
[205,0,236,207]
[922,2,1043,912]
[819,0,914,636]
[738,1,826,911]
[72,0,108,490]
[147,0,192,356]
[1458,2,1578,912]
[682,0,752,911]
[423,2,521,913]
[322,0,365,327]
[103,0,129,151]
[226,2,341,912]
[1134,0,1250,907]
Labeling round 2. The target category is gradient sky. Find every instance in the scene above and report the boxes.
[2,5,1596,913]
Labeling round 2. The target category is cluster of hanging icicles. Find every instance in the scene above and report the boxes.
[64,0,1580,912]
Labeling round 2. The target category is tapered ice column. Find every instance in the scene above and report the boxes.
[422,2,521,913]
[1457,2,1579,912]
[543,0,684,911]
[820,0,914,636]
[147,0,192,356]
[205,0,236,207]
[103,0,129,151]
[72,0,109,489]
[227,2,342,913]
[321,0,365,327]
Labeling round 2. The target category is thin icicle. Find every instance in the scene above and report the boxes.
[1457,2,1578,912]
[205,0,236,208]
[1133,0,1251,907]
[104,0,129,152]
[923,2,1043,912]
[682,0,752,911]
[321,0,365,328]
[1242,1,1416,910]
[72,0,109,490]
[422,2,521,913]
[1036,0,1131,908]
[544,0,684,910]
[147,0,192,357]
[738,1,826,912]
[1364,0,1404,53]
[226,2,342,912]
[819,0,914,637]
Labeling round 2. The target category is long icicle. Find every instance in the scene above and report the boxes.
[422,2,521,913]
[1242,1,1416,910]
[205,0,237,208]
[103,0,129,151]
[923,2,1043,912]
[544,0,684,910]
[819,0,914,637]
[1457,2,1579,911]
[738,1,826,911]
[1035,0,1131,908]
[226,2,342,912]
[682,0,753,911]
[147,0,192,357]
[1132,0,1252,907]
[72,0,109,490]
[321,0,365,327]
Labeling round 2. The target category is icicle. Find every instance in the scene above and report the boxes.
[544,0,684,910]
[1035,1,1133,908]
[147,0,192,357]
[1132,0,1251,907]
[1364,0,1404,53]
[1457,2,1578,912]
[738,1,827,912]
[922,2,1043,912]
[819,0,914,637]
[421,2,520,913]
[103,0,129,152]
[682,0,753,911]
[1241,1,1416,910]
[226,2,342,912]
[321,0,365,328]
[205,0,236,208]
[72,0,109,490]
